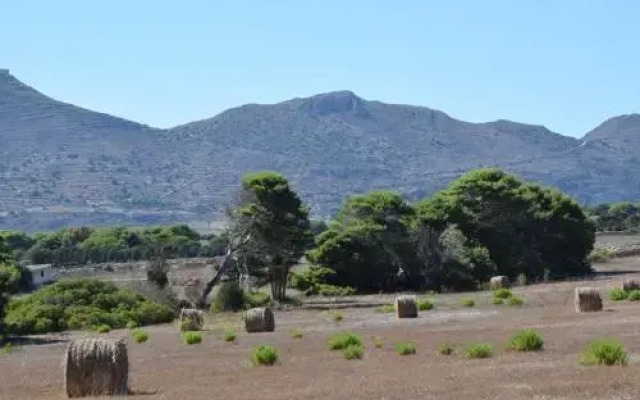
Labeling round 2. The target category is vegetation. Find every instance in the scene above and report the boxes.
[492,298,504,305]
[460,298,475,307]
[417,299,434,311]
[131,329,149,343]
[588,248,615,263]
[342,344,364,360]
[609,288,629,301]
[126,321,138,329]
[579,339,628,366]
[4,279,174,335]
[587,202,640,232]
[251,345,278,366]
[395,341,417,355]
[493,289,513,299]
[331,311,344,323]
[182,331,202,345]
[291,328,303,339]
[94,324,111,333]
[506,330,544,352]
[289,267,356,296]
[373,304,395,314]
[328,332,362,350]
[465,343,493,359]
[372,337,384,349]
[223,330,236,342]
[438,342,455,355]
[212,282,246,312]
[628,290,640,301]
[507,296,524,306]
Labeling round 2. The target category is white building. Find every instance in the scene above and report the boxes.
[26,264,56,287]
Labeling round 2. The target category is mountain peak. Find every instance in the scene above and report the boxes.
[583,113,640,143]
[295,90,366,116]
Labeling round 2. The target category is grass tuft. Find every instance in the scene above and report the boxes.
[417,299,434,311]
[438,342,455,355]
[579,339,628,366]
[182,331,202,345]
[507,296,524,306]
[493,289,513,299]
[372,337,384,349]
[131,329,149,344]
[492,297,504,305]
[506,329,543,352]
[291,328,303,339]
[342,344,364,360]
[465,343,493,359]
[126,321,138,330]
[223,330,236,342]
[328,331,362,350]
[331,311,344,323]
[460,298,475,308]
[251,345,278,366]
[395,341,417,355]
[94,324,111,333]
[608,288,629,301]
[627,290,640,301]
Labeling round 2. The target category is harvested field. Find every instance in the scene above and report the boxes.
[3,257,640,399]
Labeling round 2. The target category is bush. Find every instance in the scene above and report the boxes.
[332,311,344,323]
[627,290,640,301]
[146,257,168,288]
[4,279,174,335]
[291,328,303,339]
[342,344,364,360]
[212,281,245,312]
[465,343,493,359]
[182,331,202,345]
[506,330,543,352]
[609,288,629,301]
[126,321,138,329]
[251,345,278,366]
[417,299,434,311]
[314,284,357,297]
[131,329,149,343]
[395,341,417,355]
[588,248,615,263]
[223,330,236,342]
[373,304,395,314]
[460,298,475,307]
[94,324,111,333]
[507,296,524,306]
[288,266,335,292]
[328,332,362,350]
[492,298,504,305]
[579,339,628,366]
[438,342,455,355]
[243,290,271,308]
[493,289,512,299]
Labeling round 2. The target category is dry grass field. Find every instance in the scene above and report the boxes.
[3,255,640,399]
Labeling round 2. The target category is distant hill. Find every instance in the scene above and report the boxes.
[0,70,639,231]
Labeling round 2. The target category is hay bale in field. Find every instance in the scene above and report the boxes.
[244,307,275,333]
[490,276,509,289]
[395,295,418,319]
[179,308,204,331]
[575,287,603,313]
[64,338,128,398]
[622,279,640,292]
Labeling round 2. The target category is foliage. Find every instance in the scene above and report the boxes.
[291,328,303,339]
[588,248,615,263]
[460,298,475,307]
[212,281,246,312]
[416,168,595,281]
[342,344,364,360]
[493,289,513,299]
[373,337,384,348]
[627,290,640,301]
[243,290,272,308]
[126,320,138,329]
[182,331,202,345]
[507,296,524,306]
[251,345,278,366]
[579,339,628,366]
[229,172,312,301]
[374,304,395,314]
[331,311,344,323]
[492,298,504,305]
[94,324,111,333]
[465,343,493,359]
[395,341,417,355]
[4,279,174,335]
[506,330,544,352]
[328,331,362,350]
[587,202,640,232]
[223,330,236,342]
[608,288,629,301]
[146,257,168,288]
[438,342,455,355]
[289,266,335,292]
[417,299,434,311]
[131,329,149,343]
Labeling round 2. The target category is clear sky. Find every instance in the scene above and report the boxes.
[2,1,639,136]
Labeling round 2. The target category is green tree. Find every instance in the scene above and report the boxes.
[230,172,312,301]
[416,168,594,280]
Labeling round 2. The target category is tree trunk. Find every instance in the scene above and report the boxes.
[270,264,290,302]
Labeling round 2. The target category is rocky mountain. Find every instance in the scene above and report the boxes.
[0,70,639,231]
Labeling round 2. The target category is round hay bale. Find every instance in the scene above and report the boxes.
[622,279,640,292]
[490,276,509,289]
[575,287,603,313]
[395,295,418,319]
[179,308,204,331]
[64,337,128,398]
[244,307,275,333]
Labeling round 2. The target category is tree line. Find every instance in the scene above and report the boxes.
[585,202,640,232]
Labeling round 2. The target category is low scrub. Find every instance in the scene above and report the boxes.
[492,298,504,305]
[465,343,493,359]
[608,288,629,301]
[223,330,236,342]
[131,329,149,343]
[627,290,640,301]
[460,298,475,308]
[395,341,417,355]
[182,331,202,345]
[126,321,138,329]
[417,299,434,311]
[342,344,364,360]
[251,345,278,366]
[243,290,272,308]
[588,248,615,263]
[438,342,455,355]
[291,328,303,339]
[328,331,362,350]
[493,289,513,300]
[506,330,543,352]
[331,311,344,323]
[579,339,628,366]
[507,296,524,306]
[94,324,111,333]
[372,337,384,349]
[4,279,174,335]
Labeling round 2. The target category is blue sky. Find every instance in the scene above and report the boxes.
[2,1,639,136]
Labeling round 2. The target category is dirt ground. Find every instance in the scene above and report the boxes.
[3,257,640,399]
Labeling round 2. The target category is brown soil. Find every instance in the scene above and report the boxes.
[3,257,640,400]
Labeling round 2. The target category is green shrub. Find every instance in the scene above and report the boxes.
[328,331,362,350]
[182,331,202,345]
[395,341,417,355]
[627,290,640,301]
[212,281,245,312]
[4,279,174,335]
[131,329,149,343]
[493,289,512,299]
[342,344,364,360]
[251,345,278,366]
[609,288,629,301]
[315,284,357,296]
[291,328,303,339]
[126,321,138,329]
[417,299,434,311]
[465,343,493,359]
[579,339,628,366]
[331,311,344,323]
[507,296,524,306]
[588,248,615,263]
[243,290,271,308]
[94,324,111,333]
[372,337,384,349]
[289,266,335,292]
[373,304,395,314]
[223,330,236,342]
[506,330,543,352]
[492,298,504,305]
[438,342,455,355]
[460,298,475,308]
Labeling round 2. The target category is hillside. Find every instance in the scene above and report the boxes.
[0,70,639,231]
